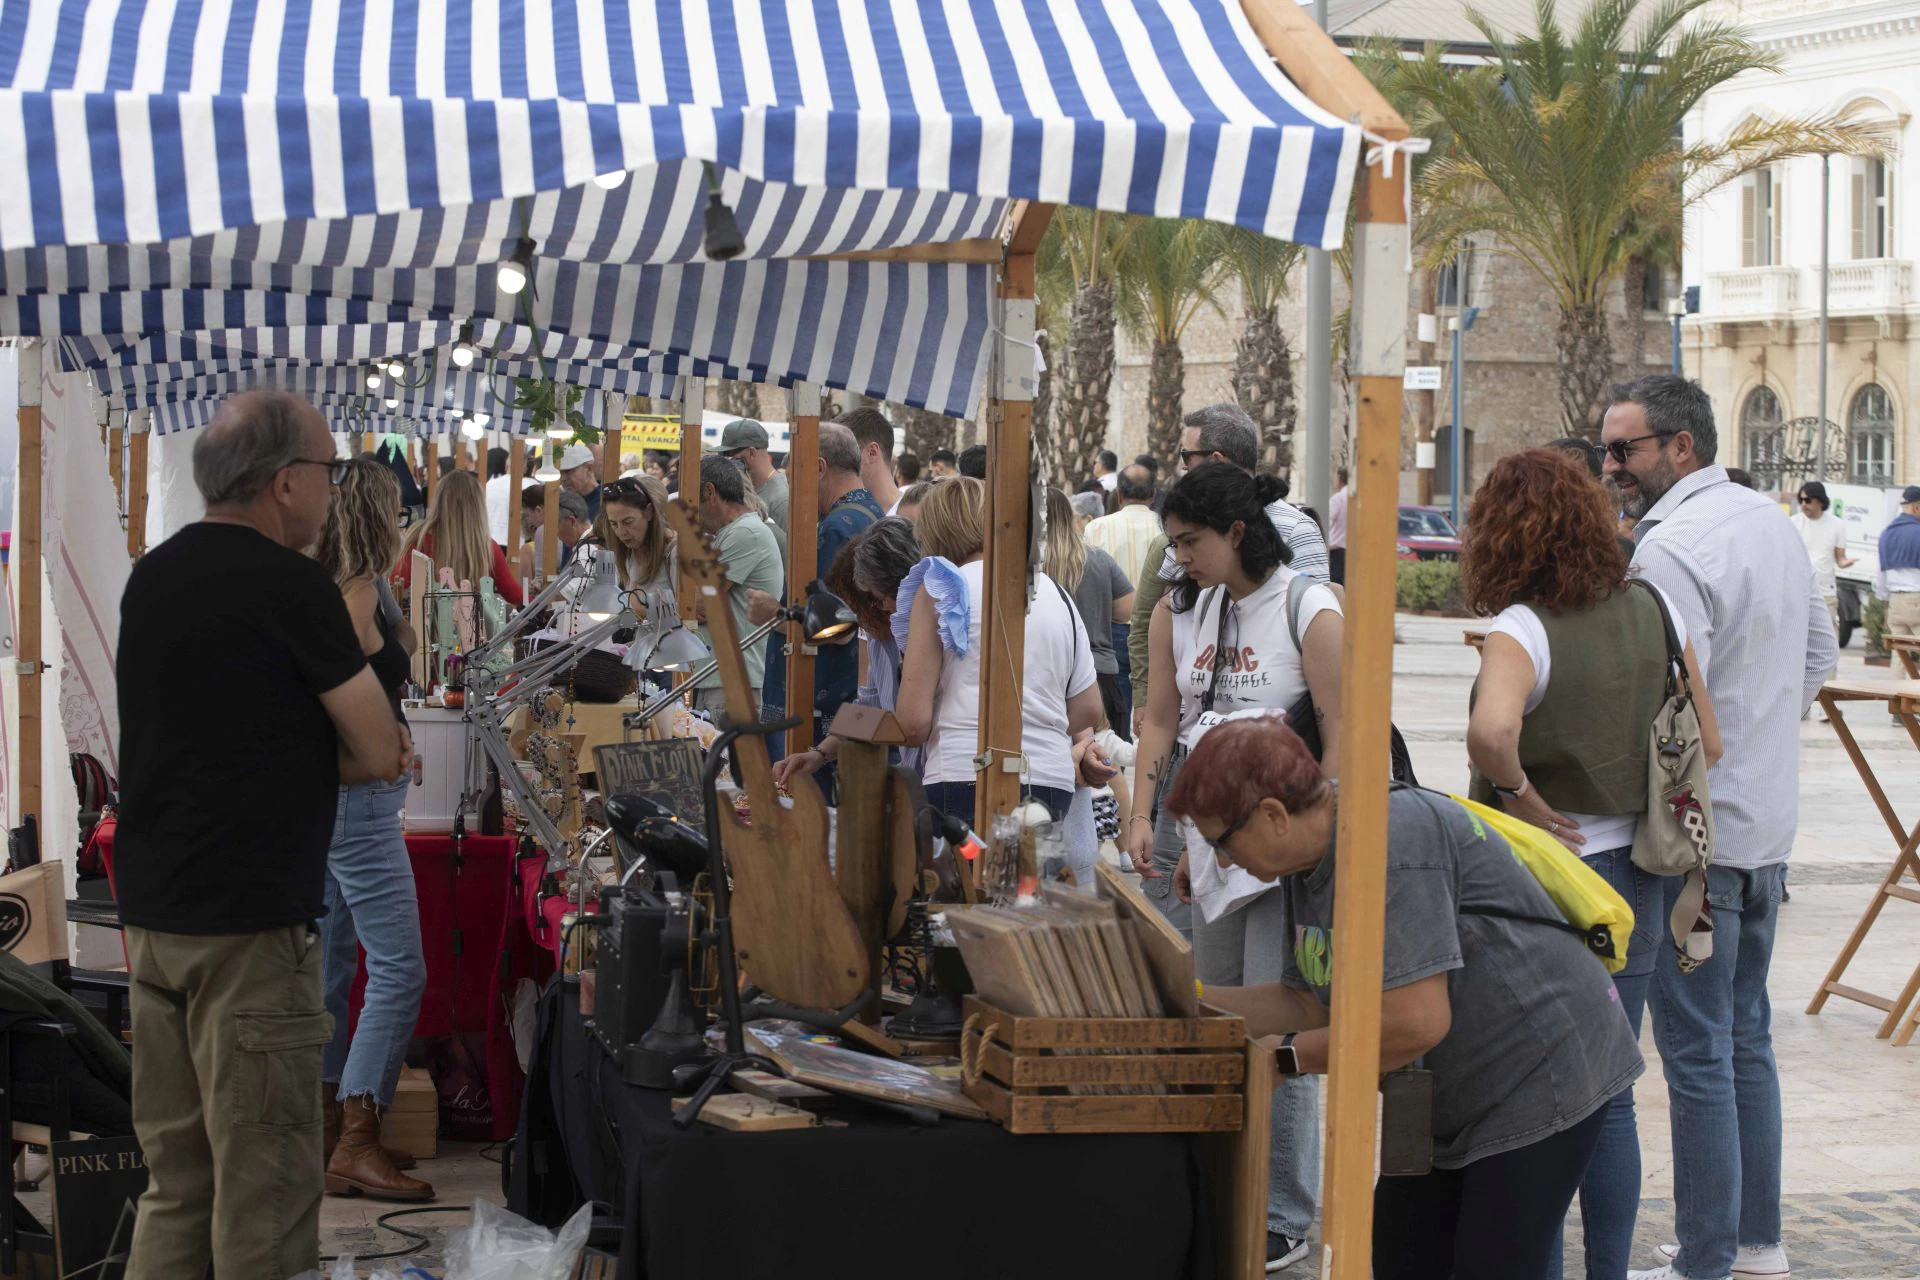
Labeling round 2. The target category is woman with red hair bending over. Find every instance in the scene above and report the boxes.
[1169,716,1645,1280]
[1459,448,1720,1280]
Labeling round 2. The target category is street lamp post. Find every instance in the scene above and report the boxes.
[1447,305,1480,528]
[1667,297,1686,375]
[1818,153,1831,481]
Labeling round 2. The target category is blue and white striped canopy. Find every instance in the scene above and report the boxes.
[0,0,1359,253]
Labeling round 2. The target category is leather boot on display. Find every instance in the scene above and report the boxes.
[325,1096,435,1202]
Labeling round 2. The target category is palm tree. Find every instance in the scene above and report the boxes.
[715,379,760,419]
[891,403,958,461]
[1397,0,1878,432]
[1209,226,1304,475]
[1115,218,1225,468]
[1049,209,1132,486]
[1032,220,1077,483]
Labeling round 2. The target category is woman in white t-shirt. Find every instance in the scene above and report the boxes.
[1123,462,1341,1262]
[1460,449,1722,1280]
[893,477,1104,835]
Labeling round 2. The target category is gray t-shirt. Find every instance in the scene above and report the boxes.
[697,512,786,692]
[1280,788,1643,1168]
[1070,547,1134,675]
[756,472,791,531]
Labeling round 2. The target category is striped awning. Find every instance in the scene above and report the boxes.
[0,0,1359,254]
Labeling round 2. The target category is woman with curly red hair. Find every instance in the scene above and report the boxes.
[1460,448,1721,1280]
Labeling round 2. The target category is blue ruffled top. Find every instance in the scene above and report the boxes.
[892,556,972,657]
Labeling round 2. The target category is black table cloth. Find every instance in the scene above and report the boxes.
[510,978,1215,1280]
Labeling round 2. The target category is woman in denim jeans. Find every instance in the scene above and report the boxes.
[313,458,432,1202]
[1461,450,1722,1279]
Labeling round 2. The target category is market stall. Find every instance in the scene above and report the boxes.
[1,0,1412,1273]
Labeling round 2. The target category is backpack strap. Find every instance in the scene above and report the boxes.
[1285,572,1310,652]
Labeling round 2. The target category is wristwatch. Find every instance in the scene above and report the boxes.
[1491,776,1530,800]
[1272,1033,1300,1077]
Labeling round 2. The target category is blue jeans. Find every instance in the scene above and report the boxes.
[1651,863,1786,1280]
[923,782,1072,831]
[320,779,427,1108]
[1548,846,1657,1280]
[1110,623,1133,734]
[1194,886,1320,1239]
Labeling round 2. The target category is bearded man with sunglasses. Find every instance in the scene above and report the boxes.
[1598,375,1837,1280]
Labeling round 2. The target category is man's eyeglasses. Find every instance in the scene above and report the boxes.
[721,447,749,460]
[287,458,350,486]
[1179,449,1216,467]
[1594,431,1675,466]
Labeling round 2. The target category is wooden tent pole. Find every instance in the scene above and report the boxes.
[425,436,439,507]
[677,378,706,627]
[601,394,624,483]
[974,201,1054,838]
[127,409,150,560]
[786,384,822,728]
[1238,5,1412,1275]
[16,340,43,832]
[108,408,125,514]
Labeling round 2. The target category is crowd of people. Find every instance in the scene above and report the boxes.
[107,373,1853,1279]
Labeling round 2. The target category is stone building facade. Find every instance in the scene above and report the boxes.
[1681,0,1920,494]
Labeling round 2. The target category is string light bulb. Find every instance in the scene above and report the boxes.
[461,419,485,440]
[366,371,384,390]
[497,234,536,295]
[593,170,627,190]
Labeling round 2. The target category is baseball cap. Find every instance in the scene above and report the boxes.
[1903,485,1920,504]
[558,443,595,472]
[719,419,770,453]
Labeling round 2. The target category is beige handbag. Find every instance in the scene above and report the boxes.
[1628,581,1715,972]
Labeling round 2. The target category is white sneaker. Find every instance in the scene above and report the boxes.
[1650,1243,1789,1279]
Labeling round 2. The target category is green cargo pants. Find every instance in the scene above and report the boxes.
[124,924,333,1280]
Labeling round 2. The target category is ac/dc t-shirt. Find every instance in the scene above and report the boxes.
[1279,787,1644,1169]
[115,523,369,935]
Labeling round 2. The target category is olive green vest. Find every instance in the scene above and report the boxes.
[1468,586,1669,816]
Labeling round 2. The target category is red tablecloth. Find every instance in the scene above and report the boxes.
[346,833,555,1140]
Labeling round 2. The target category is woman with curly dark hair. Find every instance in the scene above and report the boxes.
[1461,448,1721,1280]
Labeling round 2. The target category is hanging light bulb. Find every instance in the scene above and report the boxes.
[470,411,492,429]
[593,169,627,191]
[366,371,384,390]
[497,234,536,295]
[386,359,406,378]
[449,407,464,420]
[701,162,745,261]
[461,418,486,440]
[545,421,575,439]
[534,461,562,482]
[384,395,400,409]
[451,320,477,368]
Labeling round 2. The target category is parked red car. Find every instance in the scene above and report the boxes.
[1397,506,1462,561]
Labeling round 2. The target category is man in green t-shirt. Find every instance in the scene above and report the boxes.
[692,454,785,714]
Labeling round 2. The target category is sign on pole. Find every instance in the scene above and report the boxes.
[1403,366,1443,391]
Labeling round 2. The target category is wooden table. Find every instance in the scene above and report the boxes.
[1888,634,1919,679]
[1807,677,1920,1044]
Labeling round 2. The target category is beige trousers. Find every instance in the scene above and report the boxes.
[125,924,332,1280]
[1889,592,1920,638]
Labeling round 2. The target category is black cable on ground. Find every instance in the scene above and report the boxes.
[319,1203,474,1266]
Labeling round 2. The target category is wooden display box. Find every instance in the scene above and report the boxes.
[959,996,1249,1134]
[378,1067,438,1161]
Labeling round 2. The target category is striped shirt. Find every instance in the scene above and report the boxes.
[1630,465,1838,868]
[1157,499,1330,584]
[1085,503,1164,587]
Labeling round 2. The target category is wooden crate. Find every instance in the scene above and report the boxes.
[959,996,1249,1134]
[379,1067,438,1161]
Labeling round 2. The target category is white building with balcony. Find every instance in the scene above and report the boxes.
[1681,0,1920,491]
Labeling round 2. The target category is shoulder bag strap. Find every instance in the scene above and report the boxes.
[1628,578,1689,696]
[1199,587,1232,714]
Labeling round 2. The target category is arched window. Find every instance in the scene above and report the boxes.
[1740,386,1786,484]
[1848,383,1897,486]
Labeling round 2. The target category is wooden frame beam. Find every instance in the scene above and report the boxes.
[1231,11,1412,1275]
[506,439,526,558]
[973,201,1055,839]
[786,385,822,731]
[126,410,150,560]
[16,341,42,833]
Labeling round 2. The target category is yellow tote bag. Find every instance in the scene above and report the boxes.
[1447,793,1636,975]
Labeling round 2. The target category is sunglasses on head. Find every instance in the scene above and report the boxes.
[603,478,651,503]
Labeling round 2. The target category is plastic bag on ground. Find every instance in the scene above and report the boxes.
[443,1200,592,1280]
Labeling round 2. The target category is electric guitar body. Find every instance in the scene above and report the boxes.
[661,499,868,1011]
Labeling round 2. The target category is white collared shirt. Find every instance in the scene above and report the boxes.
[1630,465,1839,868]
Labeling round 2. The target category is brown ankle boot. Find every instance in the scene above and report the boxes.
[325,1097,434,1202]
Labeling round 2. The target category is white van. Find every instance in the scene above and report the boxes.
[1826,483,1907,647]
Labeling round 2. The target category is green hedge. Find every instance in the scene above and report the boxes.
[1864,594,1888,657]
[1396,560,1465,614]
